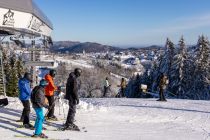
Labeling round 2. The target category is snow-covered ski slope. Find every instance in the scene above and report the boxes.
[1,98,210,140]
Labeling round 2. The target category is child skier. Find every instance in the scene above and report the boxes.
[31,79,49,138]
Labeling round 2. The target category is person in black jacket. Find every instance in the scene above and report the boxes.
[63,68,82,131]
[31,79,49,138]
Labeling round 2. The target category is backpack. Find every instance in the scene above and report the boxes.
[31,86,41,103]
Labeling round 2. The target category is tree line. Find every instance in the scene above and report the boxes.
[127,36,210,100]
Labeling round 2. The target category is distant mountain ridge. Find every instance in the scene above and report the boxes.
[51,41,164,53]
[51,41,122,53]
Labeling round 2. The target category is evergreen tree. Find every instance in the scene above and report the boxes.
[2,50,10,85]
[159,38,175,75]
[191,36,210,99]
[6,54,19,97]
[16,56,25,78]
[126,75,141,98]
[151,60,160,92]
[170,36,188,98]
[152,38,175,94]
[3,50,20,97]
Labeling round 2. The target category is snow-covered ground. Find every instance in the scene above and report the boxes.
[40,55,94,69]
[1,98,210,140]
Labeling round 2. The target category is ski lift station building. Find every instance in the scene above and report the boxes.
[0,0,53,37]
[0,0,54,96]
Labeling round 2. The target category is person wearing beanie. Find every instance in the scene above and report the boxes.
[31,79,49,138]
[18,72,33,129]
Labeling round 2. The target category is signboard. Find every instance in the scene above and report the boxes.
[2,9,15,27]
[0,8,52,36]
[28,16,44,32]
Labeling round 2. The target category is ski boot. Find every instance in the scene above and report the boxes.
[156,99,161,101]
[23,123,35,130]
[16,119,23,122]
[46,115,58,121]
[157,99,167,102]
[32,133,48,139]
[61,123,80,131]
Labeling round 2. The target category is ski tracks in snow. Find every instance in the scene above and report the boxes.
[1,98,210,140]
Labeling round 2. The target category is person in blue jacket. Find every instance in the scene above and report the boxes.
[18,72,33,129]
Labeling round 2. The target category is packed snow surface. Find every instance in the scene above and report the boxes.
[1,98,210,140]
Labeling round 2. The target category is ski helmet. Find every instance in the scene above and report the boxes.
[24,72,32,82]
[49,69,56,78]
[39,79,48,87]
[74,68,82,77]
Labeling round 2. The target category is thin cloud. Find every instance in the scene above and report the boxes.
[147,13,210,34]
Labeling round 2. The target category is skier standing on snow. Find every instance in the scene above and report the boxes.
[103,77,110,97]
[120,78,127,97]
[63,68,82,131]
[31,79,49,138]
[18,72,33,129]
[45,69,58,121]
[157,73,169,101]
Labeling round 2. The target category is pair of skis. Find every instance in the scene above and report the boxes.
[14,127,87,140]
[16,124,88,132]
[55,126,87,132]
[14,135,70,140]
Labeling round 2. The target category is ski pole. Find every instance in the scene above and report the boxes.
[45,96,58,118]
[62,99,66,119]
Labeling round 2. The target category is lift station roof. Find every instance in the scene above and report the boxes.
[0,0,53,37]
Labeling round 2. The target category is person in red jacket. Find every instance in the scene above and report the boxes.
[45,69,57,120]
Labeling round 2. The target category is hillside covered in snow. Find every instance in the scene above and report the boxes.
[1,98,210,140]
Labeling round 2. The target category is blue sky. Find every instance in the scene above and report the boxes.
[36,0,210,47]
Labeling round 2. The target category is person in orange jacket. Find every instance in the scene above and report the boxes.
[45,69,57,120]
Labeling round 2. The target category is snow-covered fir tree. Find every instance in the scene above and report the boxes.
[151,59,160,92]
[169,36,188,98]
[3,49,24,97]
[190,36,210,99]
[7,53,19,97]
[126,74,141,98]
[125,36,209,100]
[159,38,175,75]
[151,38,175,93]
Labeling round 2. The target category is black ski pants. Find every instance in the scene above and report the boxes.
[46,96,55,117]
[103,86,108,97]
[21,100,30,125]
[121,88,125,97]
[159,88,166,101]
[65,101,76,126]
